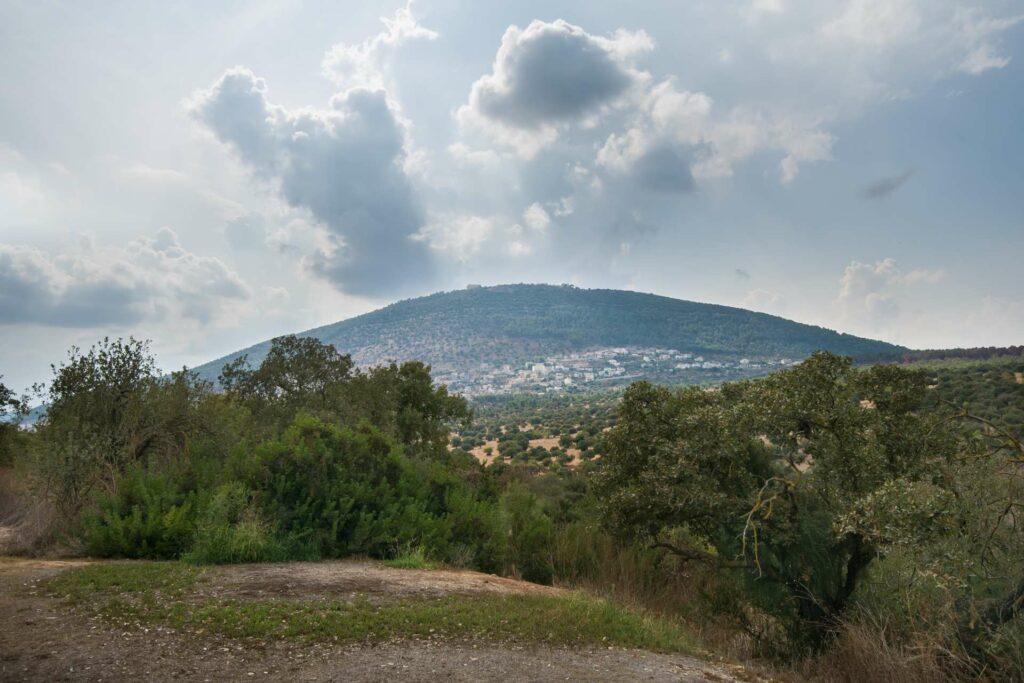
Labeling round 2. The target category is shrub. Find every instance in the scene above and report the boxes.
[501,484,554,584]
[384,542,437,569]
[245,415,451,560]
[184,482,292,564]
[82,469,194,559]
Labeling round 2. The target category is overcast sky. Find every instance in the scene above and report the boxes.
[2,0,1023,390]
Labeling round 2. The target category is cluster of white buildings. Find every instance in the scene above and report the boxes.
[438,347,800,396]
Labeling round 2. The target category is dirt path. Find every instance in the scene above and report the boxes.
[0,559,760,682]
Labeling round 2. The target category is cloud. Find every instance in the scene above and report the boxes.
[321,2,438,89]
[597,79,833,185]
[447,142,501,168]
[189,67,435,297]
[0,229,251,328]
[955,10,1024,75]
[862,169,914,198]
[819,0,921,51]
[412,214,493,262]
[742,288,787,315]
[522,203,551,231]
[550,196,575,217]
[630,143,696,193]
[458,20,652,154]
[800,2,1024,92]
[833,258,944,334]
[224,213,267,250]
[750,0,785,13]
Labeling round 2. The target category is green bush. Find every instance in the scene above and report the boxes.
[245,415,451,560]
[83,469,195,559]
[184,482,292,564]
[443,488,506,572]
[501,484,554,584]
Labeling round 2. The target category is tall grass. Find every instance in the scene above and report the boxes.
[549,522,751,658]
[0,466,54,555]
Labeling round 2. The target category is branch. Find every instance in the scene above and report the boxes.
[650,541,784,583]
[941,399,1023,459]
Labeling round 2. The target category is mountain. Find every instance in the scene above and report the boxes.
[192,284,905,394]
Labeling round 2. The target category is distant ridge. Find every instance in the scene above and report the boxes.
[191,284,904,393]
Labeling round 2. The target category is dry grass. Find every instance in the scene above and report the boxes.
[791,618,987,683]
[0,467,54,556]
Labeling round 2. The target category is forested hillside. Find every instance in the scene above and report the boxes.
[914,353,1024,438]
[192,284,904,392]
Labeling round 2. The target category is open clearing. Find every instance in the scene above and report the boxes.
[0,558,761,682]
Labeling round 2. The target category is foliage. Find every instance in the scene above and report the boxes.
[82,468,195,559]
[500,484,555,584]
[218,334,353,429]
[11,333,1024,678]
[911,352,1024,439]
[10,335,520,576]
[0,376,28,465]
[29,338,213,518]
[597,352,1024,662]
[221,335,470,458]
[241,415,452,559]
[384,543,437,569]
[184,482,291,564]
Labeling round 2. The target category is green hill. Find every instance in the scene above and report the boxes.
[192,284,904,392]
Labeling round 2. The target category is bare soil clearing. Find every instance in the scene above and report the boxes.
[204,560,562,602]
[0,558,761,682]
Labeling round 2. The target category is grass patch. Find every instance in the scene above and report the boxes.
[383,544,437,570]
[47,561,695,653]
[49,561,202,601]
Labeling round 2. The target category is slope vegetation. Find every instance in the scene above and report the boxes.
[193,284,903,387]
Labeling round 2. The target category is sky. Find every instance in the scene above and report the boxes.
[1,0,1023,391]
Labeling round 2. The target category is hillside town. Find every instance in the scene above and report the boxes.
[437,346,801,396]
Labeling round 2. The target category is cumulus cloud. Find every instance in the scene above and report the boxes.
[447,142,501,168]
[0,228,250,328]
[833,258,944,334]
[458,20,652,154]
[412,214,493,262]
[189,67,434,297]
[597,79,832,186]
[522,203,551,232]
[550,196,574,217]
[862,169,914,199]
[742,288,787,315]
[321,2,438,89]
[630,144,696,193]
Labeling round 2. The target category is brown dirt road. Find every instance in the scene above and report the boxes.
[0,558,762,682]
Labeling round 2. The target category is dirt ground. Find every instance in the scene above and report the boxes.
[0,558,761,682]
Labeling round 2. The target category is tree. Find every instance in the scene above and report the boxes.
[219,335,353,427]
[596,352,1019,653]
[220,336,469,459]
[33,338,211,516]
[0,376,28,465]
